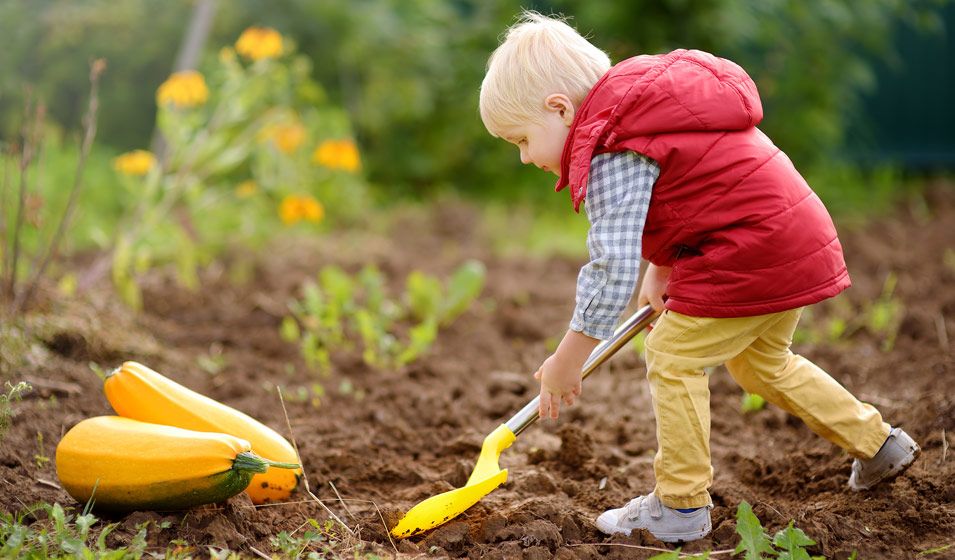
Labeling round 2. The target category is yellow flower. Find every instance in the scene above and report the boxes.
[279,195,324,225]
[113,150,156,176]
[235,180,258,198]
[235,27,283,61]
[262,122,306,154]
[312,139,361,172]
[156,70,209,108]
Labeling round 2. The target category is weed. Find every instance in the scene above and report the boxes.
[34,432,50,469]
[863,272,903,351]
[285,260,486,371]
[0,380,30,441]
[1,61,104,315]
[269,518,376,559]
[734,501,825,560]
[197,342,227,376]
[741,392,767,414]
[282,383,326,408]
[0,502,147,559]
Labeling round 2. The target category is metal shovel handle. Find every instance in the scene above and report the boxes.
[504,305,659,437]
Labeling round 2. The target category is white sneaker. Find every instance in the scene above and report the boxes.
[595,494,712,543]
[849,427,920,491]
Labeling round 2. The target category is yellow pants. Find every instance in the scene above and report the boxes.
[644,308,891,509]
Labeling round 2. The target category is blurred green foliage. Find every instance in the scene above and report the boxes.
[0,0,948,205]
[282,260,486,371]
[106,31,368,308]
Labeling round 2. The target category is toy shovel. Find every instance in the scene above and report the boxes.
[391,305,659,538]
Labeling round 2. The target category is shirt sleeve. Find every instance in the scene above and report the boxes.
[570,151,659,340]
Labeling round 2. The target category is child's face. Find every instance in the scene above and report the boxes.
[499,94,575,176]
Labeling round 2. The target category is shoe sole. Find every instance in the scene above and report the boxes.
[849,443,921,491]
[595,518,711,543]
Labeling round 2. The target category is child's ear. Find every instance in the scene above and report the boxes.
[544,94,575,126]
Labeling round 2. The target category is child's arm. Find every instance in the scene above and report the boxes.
[536,151,659,421]
[535,329,600,420]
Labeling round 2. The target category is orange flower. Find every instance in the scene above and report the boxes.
[113,150,156,176]
[279,195,324,225]
[156,70,209,108]
[262,122,306,154]
[311,139,361,172]
[235,27,284,61]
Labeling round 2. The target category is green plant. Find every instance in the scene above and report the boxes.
[0,502,148,559]
[741,392,767,414]
[734,501,825,560]
[109,27,370,309]
[862,272,904,352]
[34,432,50,469]
[0,380,30,441]
[284,260,486,371]
[1,61,104,315]
[269,518,378,559]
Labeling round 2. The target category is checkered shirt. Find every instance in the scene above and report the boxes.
[570,151,659,340]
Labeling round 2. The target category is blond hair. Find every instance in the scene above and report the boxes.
[480,12,611,136]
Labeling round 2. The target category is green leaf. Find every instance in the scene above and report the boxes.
[280,317,301,342]
[773,521,816,560]
[319,266,354,311]
[741,392,767,413]
[302,282,325,317]
[439,259,486,325]
[735,501,776,560]
[397,319,438,366]
[358,265,386,313]
[406,270,442,321]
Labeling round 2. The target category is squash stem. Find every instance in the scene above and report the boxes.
[233,451,270,474]
[262,459,301,470]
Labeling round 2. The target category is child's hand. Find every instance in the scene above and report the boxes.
[534,354,582,420]
[638,263,672,312]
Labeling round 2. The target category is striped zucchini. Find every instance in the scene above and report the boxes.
[104,361,302,504]
[55,416,298,511]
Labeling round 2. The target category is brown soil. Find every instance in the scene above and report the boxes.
[2,187,954,559]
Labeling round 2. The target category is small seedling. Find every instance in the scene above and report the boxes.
[734,501,825,560]
[0,381,31,441]
[741,392,767,414]
[284,260,485,371]
[864,272,903,352]
[34,432,51,469]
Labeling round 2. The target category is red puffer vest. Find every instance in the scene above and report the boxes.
[556,49,850,317]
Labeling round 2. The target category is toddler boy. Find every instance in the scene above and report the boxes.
[479,12,920,543]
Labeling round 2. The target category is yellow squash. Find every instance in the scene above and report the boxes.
[104,361,302,504]
[55,416,297,511]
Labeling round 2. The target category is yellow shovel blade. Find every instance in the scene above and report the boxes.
[391,424,517,538]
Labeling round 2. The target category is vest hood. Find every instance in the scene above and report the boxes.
[556,49,764,211]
